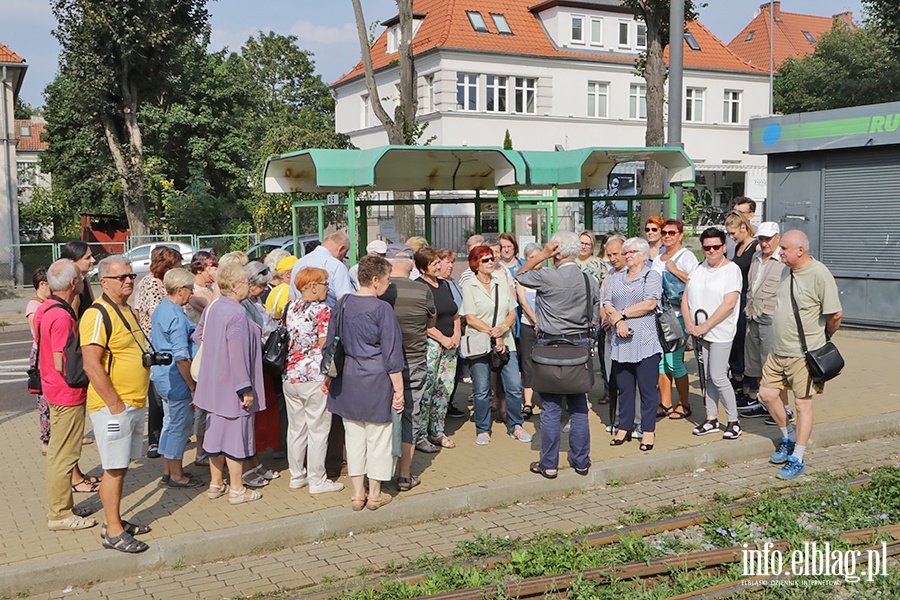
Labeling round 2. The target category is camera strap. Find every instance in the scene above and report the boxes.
[101,293,153,354]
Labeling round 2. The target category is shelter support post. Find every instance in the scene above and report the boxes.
[474,190,482,235]
[551,186,559,234]
[424,190,432,243]
[292,194,300,253]
[584,196,593,231]
[348,188,359,266]
[317,205,325,241]
[497,189,505,233]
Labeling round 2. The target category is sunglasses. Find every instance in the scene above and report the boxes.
[644,227,659,232]
[702,244,724,252]
[661,230,679,236]
[103,273,137,282]
[481,257,495,263]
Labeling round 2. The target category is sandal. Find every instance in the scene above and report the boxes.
[207,483,229,500]
[168,476,203,488]
[656,404,673,419]
[194,454,209,466]
[252,465,279,480]
[529,461,558,479]
[228,487,262,505]
[101,529,149,554]
[430,436,456,449]
[522,403,534,419]
[242,470,269,488]
[692,419,721,436]
[102,521,152,538]
[366,493,393,510]
[72,478,100,494]
[415,441,441,453]
[351,495,368,511]
[670,404,692,420]
[396,475,420,492]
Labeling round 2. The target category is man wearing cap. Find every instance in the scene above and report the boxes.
[265,255,299,320]
[739,223,790,422]
[379,244,436,491]
[349,240,388,291]
[289,232,354,308]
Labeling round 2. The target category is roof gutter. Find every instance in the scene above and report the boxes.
[1,66,18,277]
[0,61,27,98]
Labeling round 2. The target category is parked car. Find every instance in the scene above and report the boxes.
[89,241,196,277]
[245,235,321,262]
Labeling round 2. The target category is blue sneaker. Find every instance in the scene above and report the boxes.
[776,456,805,479]
[770,439,796,464]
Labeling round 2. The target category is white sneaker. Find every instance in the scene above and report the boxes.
[289,477,308,490]
[309,479,344,495]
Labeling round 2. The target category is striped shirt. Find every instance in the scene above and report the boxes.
[602,267,662,363]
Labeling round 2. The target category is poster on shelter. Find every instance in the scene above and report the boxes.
[591,174,636,233]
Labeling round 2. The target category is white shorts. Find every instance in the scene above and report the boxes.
[90,405,146,470]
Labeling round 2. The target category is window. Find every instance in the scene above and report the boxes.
[491,14,512,35]
[361,94,370,127]
[18,125,31,137]
[618,21,630,47]
[802,30,816,43]
[571,16,584,43]
[723,90,741,124]
[457,73,477,111]
[629,84,646,119]
[685,88,704,122]
[486,76,507,112]
[636,23,647,49]
[587,82,608,118]
[514,77,536,114]
[424,75,435,113]
[467,11,489,33]
[387,25,399,53]
[684,31,701,51]
[590,18,603,45]
[17,162,34,188]
[744,30,755,42]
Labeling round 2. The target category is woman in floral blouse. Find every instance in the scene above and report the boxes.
[281,267,344,495]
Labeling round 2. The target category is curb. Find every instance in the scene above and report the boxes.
[2,411,899,596]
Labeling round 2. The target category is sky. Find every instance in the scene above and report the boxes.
[2,0,866,109]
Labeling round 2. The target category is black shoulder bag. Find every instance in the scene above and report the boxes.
[789,273,844,385]
[488,284,511,371]
[530,272,595,395]
[262,300,291,374]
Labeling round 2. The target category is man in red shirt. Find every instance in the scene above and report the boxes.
[35,259,96,531]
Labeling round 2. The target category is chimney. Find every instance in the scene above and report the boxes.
[833,11,853,27]
[761,1,781,22]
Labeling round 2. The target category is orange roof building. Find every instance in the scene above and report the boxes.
[727,1,856,69]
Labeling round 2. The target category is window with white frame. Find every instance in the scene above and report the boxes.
[514,77,536,114]
[636,23,647,48]
[571,16,584,43]
[685,87,704,122]
[387,26,399,53]
[361,94,370,127]
[457,73,477,111]
[587,82,608,118]
[618,21,630,47]
[723,90,741,124]
[491,14,512,35]
[467,11,489,33]
[486,76,508,112]
[590,18,603,45]
[423,75,435,113]
[629,83,646,119]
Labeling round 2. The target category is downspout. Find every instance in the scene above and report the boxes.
[0,66,15,279]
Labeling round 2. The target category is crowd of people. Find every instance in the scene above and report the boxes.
[29,202,843,551]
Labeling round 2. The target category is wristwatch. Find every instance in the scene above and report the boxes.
[620,309,627,321]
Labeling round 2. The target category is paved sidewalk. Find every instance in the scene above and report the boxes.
[18,435,900,600]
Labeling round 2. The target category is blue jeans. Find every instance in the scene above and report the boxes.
[158,395,193,461]
[539,392,590,471]
[469,352,524,435]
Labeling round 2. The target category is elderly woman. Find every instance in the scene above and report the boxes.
[497,233,524,279]
[135,246,184,459]
[261,249,291,304]
[192,263,266,505]
[576,231,608,285]
[652,219,699,420]
[724,211,759,400]
[602,237,662,452]
[438,248,468,420]
[644,216,664,260]
[322,255,404,511]
[282,267,344,495]
[515,242,543,419]
[415,246,460,451]
[460,246,531,446]
[150,268,201,488]
[185,251,218,325]
[682,228,743,440]
[265,255,298,320]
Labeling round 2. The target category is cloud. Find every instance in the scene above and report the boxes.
[290,20,358,45]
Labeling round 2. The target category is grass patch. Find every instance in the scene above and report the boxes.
[617,506,652,526]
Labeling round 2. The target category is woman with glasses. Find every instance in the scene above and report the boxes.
[724,211,758,400]
[150,268,201,488]
[644,217,664,260]
[576,231,609,285]
[460,246,531,446]
[682,228,743,440]
[602,238,662,452]
[652,219,699,420]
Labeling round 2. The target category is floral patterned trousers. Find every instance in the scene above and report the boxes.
[418,339,458,444]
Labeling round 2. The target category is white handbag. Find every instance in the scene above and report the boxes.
[190,299,217,382]
[460,331,491,359]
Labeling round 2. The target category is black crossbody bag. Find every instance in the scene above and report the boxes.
[789,273,844,385]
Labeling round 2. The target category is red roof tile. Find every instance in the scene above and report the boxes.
[0,43,25,63]
[334,0,764,86]
[726,2,855,69]
[15,120,48,152]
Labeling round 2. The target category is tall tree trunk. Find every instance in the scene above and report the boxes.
[100,114,151,236]
[641,13,667,223]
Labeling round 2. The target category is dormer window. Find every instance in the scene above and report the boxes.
[684,31,701,51]
[467,11,489,33]
[802,31,816,43]
[492,14,512,35]
[19,125,31,137]
[387,26,399,53]
[571,16,584,43]
[744,30,755,42]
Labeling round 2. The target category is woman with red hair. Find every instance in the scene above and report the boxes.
[644,216,664,261]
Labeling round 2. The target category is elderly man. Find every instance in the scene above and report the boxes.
[379,244,436,490]
[81,256,152,552]
[516,231,600,477]
[759,230,842,479]
[349,239,387,291]
[457,234,485,287]
[37,259,97,531]
[598,235,626,430]
[739,222,791,422]
[289,231,354,307]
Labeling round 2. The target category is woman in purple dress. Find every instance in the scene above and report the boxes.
[322,255,404,511]
[193,263,267,505]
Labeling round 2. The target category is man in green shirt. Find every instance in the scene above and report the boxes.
[759,230,842,480]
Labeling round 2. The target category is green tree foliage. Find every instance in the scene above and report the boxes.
[864,0,900,57]
[774,26,900,114]
[14,98,33,120]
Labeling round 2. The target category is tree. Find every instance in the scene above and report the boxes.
[14,98,33,120]
[864,0,900,56]
[50,0,210,236]
[774,26,900,114]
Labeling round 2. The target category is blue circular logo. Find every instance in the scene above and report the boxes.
[763,123,782,146]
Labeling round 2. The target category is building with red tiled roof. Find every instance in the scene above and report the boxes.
[15,118,51,209]
[727,1,856,70]
[332,0,773,224]
[2,41,29,266]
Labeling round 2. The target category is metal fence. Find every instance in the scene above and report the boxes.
[0,244,55,288]
[127,234,195,251]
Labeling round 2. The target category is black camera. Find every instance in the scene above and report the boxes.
[142,351,173,367]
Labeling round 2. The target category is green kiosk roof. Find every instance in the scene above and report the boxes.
[263,146,694,193]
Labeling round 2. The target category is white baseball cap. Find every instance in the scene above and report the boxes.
[366,240,388,255]
[756,222,780,238]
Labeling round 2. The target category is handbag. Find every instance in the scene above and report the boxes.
[487,284,510,371]
[530,272,595,395]
[320,299,346,378]
[190,298,217,382]
[460,331,491,358]
[789,273,844,385]
[656,307,686,353]
[262,300,291,374]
